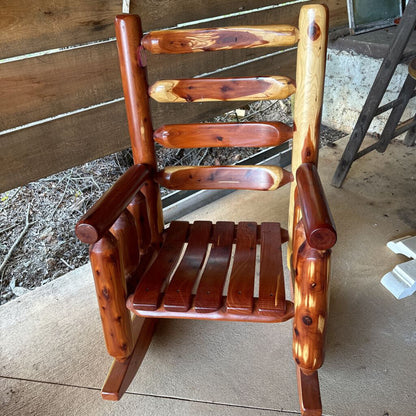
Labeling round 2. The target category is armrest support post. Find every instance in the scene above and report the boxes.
[296,163,336,250]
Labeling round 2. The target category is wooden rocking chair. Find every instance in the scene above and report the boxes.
[75,5,336,415]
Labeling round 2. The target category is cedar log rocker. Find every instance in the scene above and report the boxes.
[75,5,336,415]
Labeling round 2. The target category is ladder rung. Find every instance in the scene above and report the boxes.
[375,90,416,116]
[141,26,299,54]
[154,122,293,148]
[156,165,293,191]
[149,76,296,103]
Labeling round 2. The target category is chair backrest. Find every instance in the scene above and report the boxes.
[114,4,328,254]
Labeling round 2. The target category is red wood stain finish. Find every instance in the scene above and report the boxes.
[90,232,133,361]
[293,241,330,372]
[127,192,151,254]
[128,221,290,320]
[163,221,212,312]
[226,222,257,314]
[154,122,293,148]
[110,210,140,295]
[101,317,158,401]
[258,222,285,313]
[296,163,336,250]
[115,15,156,167]
[149,76,295,102]
[132,221,189,310]
[127,295,294,323]
[141,25,299,54]
[76,164,150,244]
[156,165,293,191]
[296,366,322,416]
[194,221,235,312]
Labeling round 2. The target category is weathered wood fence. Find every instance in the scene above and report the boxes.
[0,0,348,192]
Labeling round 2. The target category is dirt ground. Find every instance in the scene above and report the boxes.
[0,100,344,304]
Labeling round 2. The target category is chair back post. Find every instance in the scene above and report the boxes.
[288,5,328,261]
[115,15,164,241]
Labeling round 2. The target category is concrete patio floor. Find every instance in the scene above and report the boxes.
[1,136,415,415]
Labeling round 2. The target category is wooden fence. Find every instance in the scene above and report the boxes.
[0,0,348,192]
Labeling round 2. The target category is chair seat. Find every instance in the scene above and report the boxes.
[126,221,294,322]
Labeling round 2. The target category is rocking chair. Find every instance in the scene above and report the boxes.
[75,5,336,415]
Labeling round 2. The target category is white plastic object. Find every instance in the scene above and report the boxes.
[381,259,416,299]
[387,235,416,259]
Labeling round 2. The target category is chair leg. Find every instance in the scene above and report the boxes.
[101,316,158,400]
[296,366,322,416]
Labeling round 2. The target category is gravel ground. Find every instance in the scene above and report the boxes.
[0,100,345,304]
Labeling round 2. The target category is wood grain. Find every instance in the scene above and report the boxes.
[296,163,336,250]
[0,49,296,193]
[154,122,292,148]
[0,41,121,131]
[115,14,156,167]
[296,366,322,416]
[110,210,140,295]
[288,4,328,261]
[142,25,299,54]
[127,193,151,255]
[89,232,133,361]
[0,0,121,59]
[156,165,293,191]
[226,222,257,314]
[116,14,164,239]
[101,316,158,400]
[258,222,286,313]
[149,76,295,102]
[194,221,235,313]
[293,239,330,372]
[76,164,150,244]
[128,295,294,322]
[163,221,212,312]
[132,221,189,311]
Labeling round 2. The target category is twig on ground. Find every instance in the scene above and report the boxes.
[49,173,72,219]
[198,148,210,165]
[60,258,75,270]
[0,204,32,275]
[0,223,19,235]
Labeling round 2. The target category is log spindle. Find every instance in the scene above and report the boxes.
[288,4,328,260]
[110,209,140,295]
[89,232,133,361]
[115,15,164,239]
[127,192,151,255]
[292,239,330,373]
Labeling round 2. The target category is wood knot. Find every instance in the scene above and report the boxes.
[302,316,313,326]
[307,22,321,41]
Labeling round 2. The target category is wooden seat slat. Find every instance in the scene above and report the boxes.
[131,221,189,310]
[142,25,299,54]
[258,222,286,313]
[149,76,295,103]
[127,296,295,322]
[156,165,293,191]
[194,221,235,313]
[153,122,293,148]
[226,222,257,314]
[163,221,213,312]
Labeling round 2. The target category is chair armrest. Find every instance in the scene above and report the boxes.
[296,163,337,250]
[75,164,151,244]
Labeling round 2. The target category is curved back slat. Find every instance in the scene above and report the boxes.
[154,122,293,148]
[149,76,295,103]
[142,25,299,54]
[156,165,293,191]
